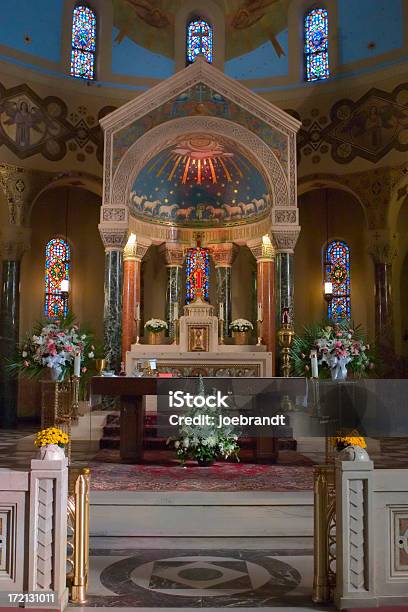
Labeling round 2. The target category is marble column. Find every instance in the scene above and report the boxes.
[248,237,275,372]
[0,226,30,427]
[368,231,397,360]
[122,237,150,360]
[160,243,184,338]
[212,244,237,337]
[275,252,294,325]
[104,249,123,372]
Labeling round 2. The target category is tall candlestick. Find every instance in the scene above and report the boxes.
[74,352,81,378]
[219,303,224,320]
[310,349,319,379]
[136,302,140,320]
[174,302,178,320]
[257,302,263,322]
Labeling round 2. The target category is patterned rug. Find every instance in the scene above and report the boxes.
[89,449,315,492]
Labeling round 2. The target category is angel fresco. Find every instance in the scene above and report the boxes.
[0,99,45,149]
[113,0,289,61]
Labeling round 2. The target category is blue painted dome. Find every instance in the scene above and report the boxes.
[129,136,270,227]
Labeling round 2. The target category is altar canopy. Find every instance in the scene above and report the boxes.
[98,57,301,374]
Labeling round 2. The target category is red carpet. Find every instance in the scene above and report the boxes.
[89,449,315,492]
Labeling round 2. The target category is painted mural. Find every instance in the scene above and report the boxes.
[113,0,290,62]
[129,136,270,227]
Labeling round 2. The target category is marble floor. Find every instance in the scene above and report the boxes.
[68,546,334,610]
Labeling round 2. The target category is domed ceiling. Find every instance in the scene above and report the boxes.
[113,0,289,61]
[129,135,270,227]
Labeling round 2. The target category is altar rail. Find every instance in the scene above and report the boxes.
[314,457,408,610]
[0,460,68,609]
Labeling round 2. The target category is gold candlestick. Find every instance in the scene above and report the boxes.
[256,319,263,346]
[173,318,180,345]
[277,322,295,377]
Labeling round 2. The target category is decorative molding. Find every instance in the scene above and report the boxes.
[247,237,274,261]
[159,242,185,266]
[210,242,238,267]
[102,206,127,222]
[347,479,367,591]
[0,225,31,260]
[123,238,151,261]
[273,208,298,225]
[98,225,128,250]
[271,228,301,253]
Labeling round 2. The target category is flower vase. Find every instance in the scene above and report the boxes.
[38,444,66,461]
[49,366,63,382]
[197,458,214,467]
[232,331,250,345]
[146,330,165,345]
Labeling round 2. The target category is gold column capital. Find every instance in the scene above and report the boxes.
[123,234,151,261]
[159,242,184,267]
[247,236,274,261]
[210,243,238,267]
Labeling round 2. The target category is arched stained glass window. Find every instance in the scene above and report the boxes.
[44,238,70,319]
[70,5,96,80]
[186,18,213,64]
[304,7,329,82]
[186,246,210,303]
[325,240,351,320]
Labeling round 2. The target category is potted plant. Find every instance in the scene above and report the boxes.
[291,320,375,380]
[168,379,240,466]
[34,427,69,460]
[144,319,168,345]
[229,319,253,345]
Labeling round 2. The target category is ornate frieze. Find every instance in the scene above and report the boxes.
[123,237,151,261]
[159,242,185,267]
[98,226,128,250]
[271,228,301,253]
[210,243,238,267]
[102,206,127,222]
[247,237,274,261]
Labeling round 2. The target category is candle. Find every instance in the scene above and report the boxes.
[310,350,319,379]
[136,303,140,320]
[74,352,81,378]
[174,302,178,320]
[219,303,224,320]
[257,302,263,322]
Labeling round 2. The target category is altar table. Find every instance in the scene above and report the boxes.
[91,376,278,464]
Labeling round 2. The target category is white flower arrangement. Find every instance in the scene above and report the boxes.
[229,318,254,332]
[144,318,168,333]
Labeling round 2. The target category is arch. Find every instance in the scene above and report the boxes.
[186,18,213,65]
[110,116,289,215]
[324,239,351,319]
[44,237,71,318]
[70,4,97,79]
[304,7,330,82]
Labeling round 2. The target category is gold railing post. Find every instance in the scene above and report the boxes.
[68,467,90,604]
[313,464,335,603]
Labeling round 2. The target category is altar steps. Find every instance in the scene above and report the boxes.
[98,412,297,451]
[89,490,313,540]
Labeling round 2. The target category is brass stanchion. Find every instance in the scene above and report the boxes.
[313,464,335,603]
[218,316,224,345]
[68,467,91,604]
[277,308,295,377]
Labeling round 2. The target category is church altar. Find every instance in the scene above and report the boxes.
[126,297,272,377]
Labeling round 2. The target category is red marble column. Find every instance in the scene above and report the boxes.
[257,259,275,371]
[122,256,141,362]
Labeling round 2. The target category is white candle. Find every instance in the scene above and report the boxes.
[257,302,263,321]
[174,303,178,320]
[310,350,319,379]
[74,352,81,377]
[136,302,140,320]
[219,303,224,320]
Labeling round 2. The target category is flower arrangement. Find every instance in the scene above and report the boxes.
[291,320,375,378]
[229,319,254,332]
[332,431,366,452]
[34,427,69,448]
[168,379,240,465]
[8,313,96,383]
[144,319,168,333]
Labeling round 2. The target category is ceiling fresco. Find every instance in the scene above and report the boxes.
[129,135,270,227]
[113,0,289,61]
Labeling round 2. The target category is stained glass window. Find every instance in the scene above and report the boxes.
[70,5,96,80]
[44,238,70,319]
[304,8,329,82]
[186,246,210,303]
[186,18,213,64]
[325,240,351,320]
